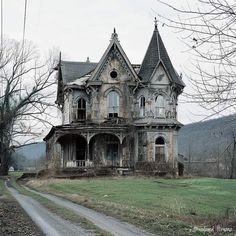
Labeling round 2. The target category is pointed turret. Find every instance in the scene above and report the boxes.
[139,19,185,87]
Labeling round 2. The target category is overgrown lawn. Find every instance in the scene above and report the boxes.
[27,177,236,235]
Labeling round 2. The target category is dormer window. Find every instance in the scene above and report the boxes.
[139,96,146,117]
[155,95,165,118]
[108,91,119,118]
[77,98,86,121]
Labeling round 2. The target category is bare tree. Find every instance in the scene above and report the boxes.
[230,131,236,178]
[156,0,236,118]
[0,39,57,176]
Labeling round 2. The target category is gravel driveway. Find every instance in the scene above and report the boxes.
[24,185,154,236]
[6,182,92,236]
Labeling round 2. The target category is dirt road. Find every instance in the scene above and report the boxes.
[6,182,92,236]
[24,185,154,236]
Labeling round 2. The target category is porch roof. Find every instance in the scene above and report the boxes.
[44,123,133,141]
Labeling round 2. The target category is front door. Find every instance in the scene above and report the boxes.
[76,136,87,166]
[107,143,118,166]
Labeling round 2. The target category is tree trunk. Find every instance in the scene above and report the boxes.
[230,139,236,179]
[0,150,9,176]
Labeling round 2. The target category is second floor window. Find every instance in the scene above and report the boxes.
[155,95,165,118]
[77,98,86,120]
[139,96,145,117]
[108,91,119,118]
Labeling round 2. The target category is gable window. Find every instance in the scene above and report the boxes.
[110,70,118,79]
[77,98,86,120]
[139,96,146,117]
[155,137,165,163]
[108,91,119,118]
[155,95,165,117]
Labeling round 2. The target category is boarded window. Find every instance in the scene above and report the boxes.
[77,98,86,120]
[108,91,119,118]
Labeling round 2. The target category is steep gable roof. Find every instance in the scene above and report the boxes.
[138,26,185,87]
[60,60,97,83]
[89,29,139,82]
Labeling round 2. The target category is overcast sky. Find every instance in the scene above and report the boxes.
[1,0,213,125]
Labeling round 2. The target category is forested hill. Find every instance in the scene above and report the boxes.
[11,142,45,170]
[17,142,45,159]
[178,114,236,161]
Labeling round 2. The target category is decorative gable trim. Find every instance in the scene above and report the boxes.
[149,60,172,83]
[89,30,139,82]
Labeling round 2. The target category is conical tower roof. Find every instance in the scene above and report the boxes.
[139,23,185,87]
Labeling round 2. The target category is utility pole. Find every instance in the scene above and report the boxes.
[1,0,3,48]
[0,0,3,97]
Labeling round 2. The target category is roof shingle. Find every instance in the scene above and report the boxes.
[138,28,185,87]
[60,60,97,83]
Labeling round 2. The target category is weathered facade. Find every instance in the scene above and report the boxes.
[44,22,185,173]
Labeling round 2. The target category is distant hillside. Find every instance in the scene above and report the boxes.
[11,142,46,170]
[17,142,45,160]
[178,115,236,177]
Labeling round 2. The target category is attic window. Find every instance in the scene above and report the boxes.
[110,70,118,79]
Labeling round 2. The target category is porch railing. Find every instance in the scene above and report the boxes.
[73,160,86,167]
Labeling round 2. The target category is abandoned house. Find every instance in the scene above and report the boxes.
[44,21,185,174]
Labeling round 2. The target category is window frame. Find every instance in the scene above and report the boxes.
[108,91,119,118]
[139,96,146,117]
[155,95,165,118]
[155,136,166,163]
[77,98,86,121]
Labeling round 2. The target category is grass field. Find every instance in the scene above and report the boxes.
[27,177,236,235]
[0,178,10,198]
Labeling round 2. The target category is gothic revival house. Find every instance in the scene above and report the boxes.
[44,22,185,174]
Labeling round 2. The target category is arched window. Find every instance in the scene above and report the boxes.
[155,137,165,163]
[139,96,146,117]
[77,98,86,120]
[155,95,165,117]
[108,91,119,118]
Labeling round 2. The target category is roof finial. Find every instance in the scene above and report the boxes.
[111,27,119,41]
[86,57,90,63]
[58,51,62,66]
[154,17,158,30]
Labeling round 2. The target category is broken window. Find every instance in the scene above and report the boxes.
[155,136,165,163]
[77,98,86,120]
[108,91,119,118]
[139,96,145,117]
[155,95,165,117]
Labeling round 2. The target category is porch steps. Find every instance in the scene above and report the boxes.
[95,167,113,176]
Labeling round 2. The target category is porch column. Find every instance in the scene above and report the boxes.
[87,142,90,162]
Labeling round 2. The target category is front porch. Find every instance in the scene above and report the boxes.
[45,123,134,169]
